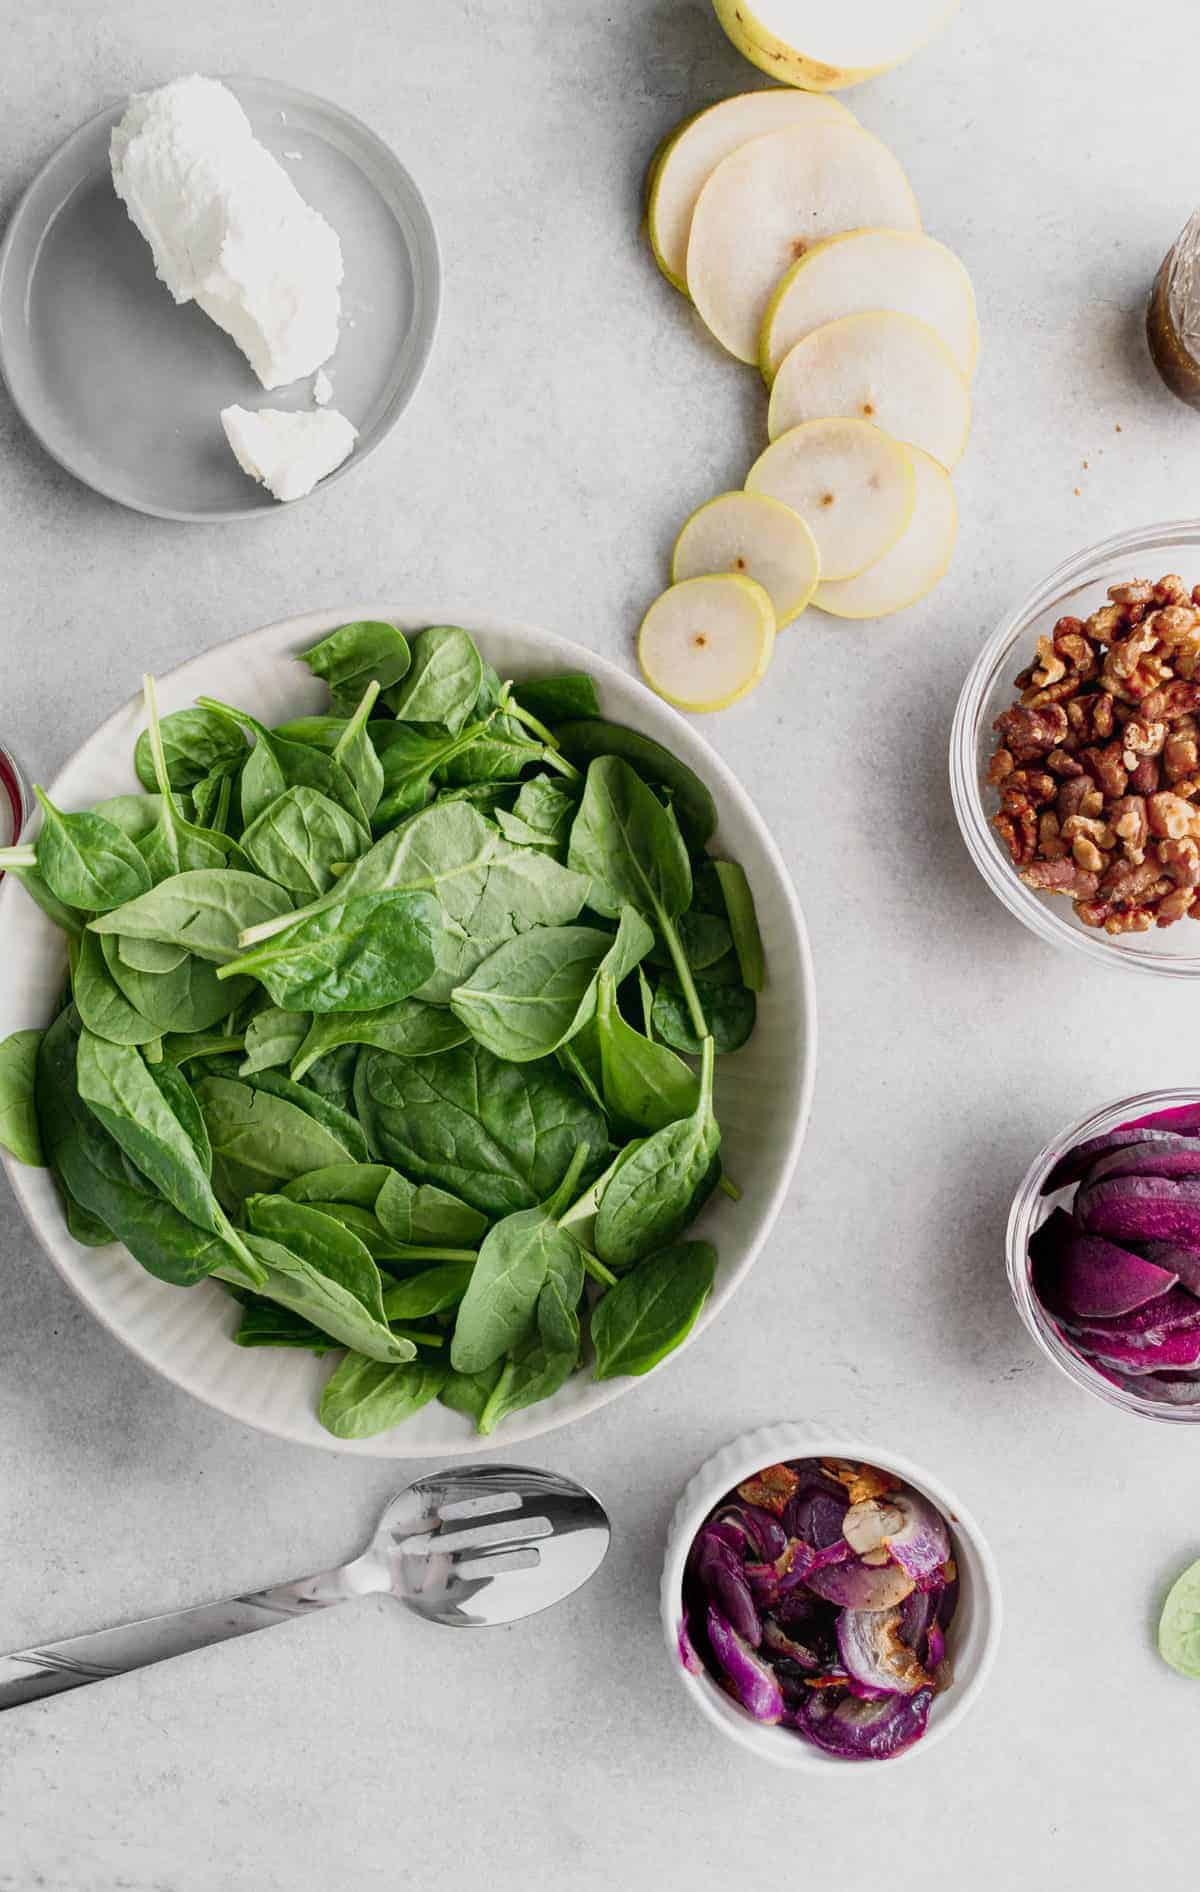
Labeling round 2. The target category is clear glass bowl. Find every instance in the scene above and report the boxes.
[1007,1087,1200,1423]
[951,520,1200,977]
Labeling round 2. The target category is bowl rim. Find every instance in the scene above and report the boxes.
[1006,1085,1200,1424]
[659,1421,1003,1772]
[0,605,817,1455]
[950,517,1200,979]
[0,75,442,524]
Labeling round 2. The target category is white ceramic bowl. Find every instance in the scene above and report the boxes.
[660,1424,1002,1770]
[0,609,816,1456]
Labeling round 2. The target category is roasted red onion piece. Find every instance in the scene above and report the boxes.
[805,1556,916,1610]
[836,1605,931,1697]
[792,1687,933,1761]
[694,1529,761,1646]
[705,1605,784,1722]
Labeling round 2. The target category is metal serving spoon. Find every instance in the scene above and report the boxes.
[0,1464,610,1711]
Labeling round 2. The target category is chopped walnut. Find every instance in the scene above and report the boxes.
[987,575,1200,930]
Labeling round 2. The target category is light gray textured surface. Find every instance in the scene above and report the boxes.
[1,2,1198,1886]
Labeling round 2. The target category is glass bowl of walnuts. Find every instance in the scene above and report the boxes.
[952,520,1200,977]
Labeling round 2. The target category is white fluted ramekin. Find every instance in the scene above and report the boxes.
[660,1423,1002,1770]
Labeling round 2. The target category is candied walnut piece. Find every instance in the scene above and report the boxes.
[1157,887,1196,925]
[1122,717,1167,760]
[1021,860,1099,896]
[1108,580,1157,608]
[1046,746,1084,778]
[1000,768,1055,813]
[1129,755,1162,796]
[1160,836,1200,887]
[1148,791,1195,839]
[1110,795,1149,862]
[1038,811,1066,859]
[992,702,1069,762]
[1104,907,1155,935]
[987,747,1015,786]
[1079,742,1128,800]
[1056,777,1103,822]
[1030,635,1067,688]
[1154,575,1192,607]
[1066,694,1115,742]
[1164,730,1200,782]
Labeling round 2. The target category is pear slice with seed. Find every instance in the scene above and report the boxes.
[768,311,970,469]
[686,120,920,363]
[745,418,914,581]
[671,491,820,627]
[760,228,978,382]
[638,575,776,712]
[647,89,855,293]
[815,446,957,618]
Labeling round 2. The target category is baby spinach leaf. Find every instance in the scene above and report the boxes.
[101,935,254,1035]
[244,1195,387,1321]
[299,620,412,713]
[232,1300,336,1353]
[191,758,243,835]
[198,699,369,832]
[450,906,653,1063]
[590,1240,716,1379]
[236,1233,415,1364]
[118,937,189,973]
[319,1354,448,1439]
[451,1204,580,1373]
[477,1339,576,1435]
[382,1261,475,1320]
[221,889,440,1014]
[134,707,246,793]
[240,1070,371,1164]
[555,720,717,851]
[64,1187,115,1246]
[0,1029,45,1165]
[384,625,483,732]
[163,1030,246,1067]
[355,1042,607,1218]
[595,969,698,1133]
[240,1006,310,1074]
[651,979,756,1056]
[136,679,240,880]
[32,787,153,912]
[94,793,171,843]
[37,1010,256,1288]
[594,1036,719,1271]
[567,755,708,1041]
[237,801,590,1003]
[75,932,163,1048]
[373,717,494,828]
[439,1362,503,1421]
[646,909,731,974]
[290,997,467,1081]
[240,786,370,897]
[298,1043,359,1114]
[330,684,386,819]
[194,1075,361,1205]
[75,1030,259,1277]
[282,1162,394,1209]
[91,870,294,963]
[514,674,601,725]
[712,860,764,992]
[374,1170,488,1247]
[496,775,577,857]
[8,865,85,938]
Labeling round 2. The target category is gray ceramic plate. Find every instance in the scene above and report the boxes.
[0,76,440,521]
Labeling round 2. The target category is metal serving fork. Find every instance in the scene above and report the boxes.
[0,1464,610,1710]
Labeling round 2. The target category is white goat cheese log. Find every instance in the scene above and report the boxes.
[220,405,358,502]
[111,75,343,390]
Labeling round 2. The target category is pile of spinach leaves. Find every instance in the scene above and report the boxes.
[0,622,764,1438]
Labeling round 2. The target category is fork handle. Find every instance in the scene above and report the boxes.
[0,1555,383,1711]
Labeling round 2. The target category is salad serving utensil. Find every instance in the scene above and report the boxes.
[0,1464,610,1711]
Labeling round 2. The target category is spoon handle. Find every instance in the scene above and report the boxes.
[0,1556,383,1711]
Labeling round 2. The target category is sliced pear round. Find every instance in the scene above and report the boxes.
[815,446,957,619]
[768,311,970,469]
[638,575,776,712]
[760,228,978,382]
[712,0,959,91]
[647,89,855,293]
[671,491,820,627]
[686,121,920,363]
[746,418,915,581]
